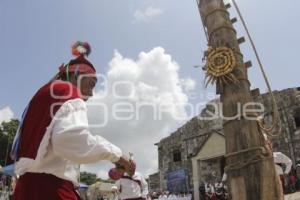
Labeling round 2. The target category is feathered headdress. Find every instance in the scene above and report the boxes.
[71,41,91,57]
[58,41,96,76]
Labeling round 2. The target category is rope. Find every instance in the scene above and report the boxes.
[196,0,281,136]
[196,0,209,43]
[208,25,237,39]
[231,0,282,137]
[224,146,272,172]
[203,8,229,27]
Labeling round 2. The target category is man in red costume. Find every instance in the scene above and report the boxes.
[11,42,134,200]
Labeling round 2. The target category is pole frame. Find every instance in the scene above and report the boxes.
[197,0,283,199]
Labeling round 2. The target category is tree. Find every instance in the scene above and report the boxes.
[0,119,19,166]
[80,171,98,185]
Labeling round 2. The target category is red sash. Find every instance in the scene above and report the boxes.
[18,80,81,159]
[13,173,80,200]
[14,81,82,199]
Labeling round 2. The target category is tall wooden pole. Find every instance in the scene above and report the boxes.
[197,0,283,199]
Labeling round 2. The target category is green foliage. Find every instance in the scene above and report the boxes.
[80,171,98,185]
[97,178,114,184]
[79,171,114,185]
[0,119,20,166]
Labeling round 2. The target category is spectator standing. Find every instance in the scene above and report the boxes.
[116,171,148,200]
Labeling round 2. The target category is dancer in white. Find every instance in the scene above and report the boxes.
[116,171,148,200]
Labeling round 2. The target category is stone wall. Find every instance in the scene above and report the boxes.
[198,157,223,183]
[253,87,300,163]
[148,172,160,192]
[148,87,300,192]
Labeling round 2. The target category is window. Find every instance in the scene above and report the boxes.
[294,110,300,129]
[173,150,181,162]
[295,116,300,128]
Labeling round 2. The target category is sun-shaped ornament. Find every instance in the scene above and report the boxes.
[203,46,239,87]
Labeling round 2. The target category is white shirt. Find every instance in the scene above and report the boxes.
[158,194,167,200]
[116,172,148,200]
[205,183,215,193]
[15,99,122,185]
[214,182,223,195]
[273,152,292,175]
[185,194,192,200]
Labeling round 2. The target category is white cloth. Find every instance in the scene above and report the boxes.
[185,194,192,200]
[15,99,122,185]
[109,193,119,200]
[221,173,227,182]
[167,194,176,200]
[158,195,167,200]
[273,152,292,175]
[116,172,148,200]
[205,183,215,193]
[215,182,223,195]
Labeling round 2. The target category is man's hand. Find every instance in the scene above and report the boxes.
[115,156,136,177]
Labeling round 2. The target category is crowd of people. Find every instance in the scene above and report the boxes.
[0,175,15,200]
[150,191,192,200]
[198,181,228,200]
[281,164,300,194]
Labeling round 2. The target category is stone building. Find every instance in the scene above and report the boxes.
[149,87,300,197]
[148,172,160,192]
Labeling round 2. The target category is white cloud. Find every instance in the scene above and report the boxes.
[0,106,14,124]
[133,7,163,23]
[81,164,109,180]
[181,78,196,92]
[83,47,193,179]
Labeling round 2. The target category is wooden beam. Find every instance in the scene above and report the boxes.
[231,17,238,24]
[244,61,252,68]
[225,3,231,9]
[251,88,260,97]
[237,37,246,44]
[197,0,283,199]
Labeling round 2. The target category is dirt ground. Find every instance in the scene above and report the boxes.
[285,192,300,200]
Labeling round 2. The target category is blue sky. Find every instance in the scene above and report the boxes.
[0,0,300,177]
[1,0,299,118]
